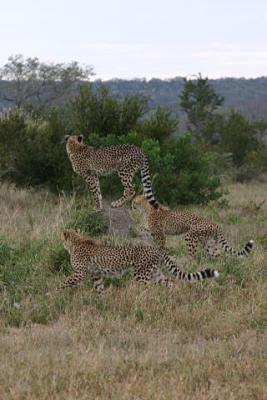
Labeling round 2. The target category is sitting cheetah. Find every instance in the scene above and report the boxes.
[57,229,219,292]
[132,195,254,258]
[65,135,159,210]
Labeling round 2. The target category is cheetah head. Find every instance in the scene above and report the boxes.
[132,195,146,210]
[61,228,81,241]
[61,229,100,251]
[64,135,84,153]
[61,229,82,251]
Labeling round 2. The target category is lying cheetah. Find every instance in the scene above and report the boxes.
[132,195,254,258]
[65,135,159,210]
[57,229,219,292]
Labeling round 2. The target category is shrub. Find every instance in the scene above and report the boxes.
[67,84,148,136]
[0,93,223,206]
[151,134,222,205]
[140,105,179,142]
[217,112,266,167]
[65,205,108,236]
[0,109,73,191]
[49,242,72,275]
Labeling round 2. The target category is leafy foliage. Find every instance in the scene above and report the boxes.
[68,84,148,136]
[151,134,222,205]
[0,75,224,205]
[0,109,73,190]
[180,74,224,135]
[216,112,267,167]
[0,54,94,107]
[65,205,108,236]
[4,73,266,200]
[202,110,267,181]
[141,105,179,142]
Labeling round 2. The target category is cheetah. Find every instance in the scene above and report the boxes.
[132,195,254,258]
[65,135,159,210]
[57,229,219,292]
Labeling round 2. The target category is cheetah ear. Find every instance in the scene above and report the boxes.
[77,135,83,143]
[77,228,81,234]
[61,230,69,240]
[64,135,70,143]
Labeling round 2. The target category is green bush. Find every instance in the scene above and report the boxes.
[0,90,223,206]
[67,84,148,136]
[216,112,266,167]
[203,112,267,182]
[49,242,72,275]
[140,105,179,142]
[0,109,74,191]
[65,205,108,236]
[153,134,222,205]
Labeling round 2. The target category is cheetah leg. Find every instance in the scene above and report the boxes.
[134,264,173,287]
[151,268,174,287]
[56,269,87,291]
[151,228,166,248]
[184,232,199,258]
[111,168,136,208]
[205,236,221,257]
[84,175,103,210]
[91,273,105,293]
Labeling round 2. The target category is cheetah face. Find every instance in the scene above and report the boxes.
[132,195,146,210]
[65,135,84,146]
[61,229,81,250]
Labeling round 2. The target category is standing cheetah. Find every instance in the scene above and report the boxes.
[57,229,219,292]
[65,135,159,210]
[132,195,254,258]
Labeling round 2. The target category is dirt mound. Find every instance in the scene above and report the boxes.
[107,207,132,237]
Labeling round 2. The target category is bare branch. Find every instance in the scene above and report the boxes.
[0,54,94,108]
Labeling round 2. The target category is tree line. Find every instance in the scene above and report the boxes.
[0,55,266,206]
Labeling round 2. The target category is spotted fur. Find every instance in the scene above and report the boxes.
[132,195,254,258]
[65,135,159,210]
[57,229,219,292]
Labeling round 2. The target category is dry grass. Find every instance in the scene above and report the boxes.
[0,184,76,241]
[0,182,267,400]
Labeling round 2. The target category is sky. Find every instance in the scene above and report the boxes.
[1,0,267,80]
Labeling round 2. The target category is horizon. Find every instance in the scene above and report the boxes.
[91,75,267,82]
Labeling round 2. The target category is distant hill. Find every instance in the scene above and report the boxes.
[97,77,267,121]
[1,77,267,120]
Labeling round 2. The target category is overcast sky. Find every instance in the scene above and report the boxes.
[1,0,267,80]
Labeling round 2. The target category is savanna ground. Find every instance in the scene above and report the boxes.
[0,181,267,400]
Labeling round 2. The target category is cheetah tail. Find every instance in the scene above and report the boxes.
[141,157,159,209]
[217,232,254,257]
[162,253,219,281]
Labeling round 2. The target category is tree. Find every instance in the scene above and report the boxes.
[141,105,179,142]
[68,84,148,136]
[0,54,94,108]
[217,111,267,167]
[180,74,224,137]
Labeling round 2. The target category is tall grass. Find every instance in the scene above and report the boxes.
[0,182,266,399]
